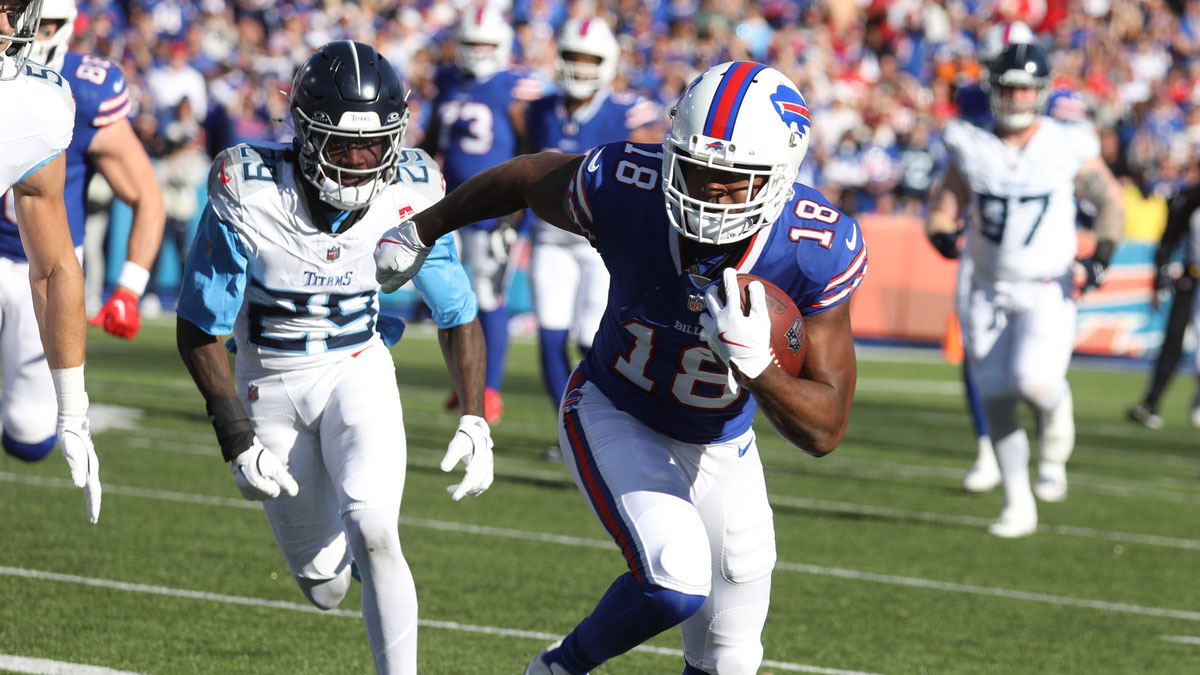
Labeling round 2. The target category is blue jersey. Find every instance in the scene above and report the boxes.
[429,65,546,229]
[0,52,131,261]
[569,142,867,443]
[955,82,1087,127]
[526,89,659,154]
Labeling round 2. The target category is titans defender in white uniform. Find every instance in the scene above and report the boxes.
[176,42,494,674]
[927,43,1124,538]
[0,0,100,523]
[380,62,864,675]
[523,17,660,426]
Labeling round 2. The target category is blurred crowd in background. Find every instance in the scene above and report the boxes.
[64,0,1200,284]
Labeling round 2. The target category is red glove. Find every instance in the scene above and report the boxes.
[88,289,141,339]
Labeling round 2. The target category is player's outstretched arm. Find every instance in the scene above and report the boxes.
[177,317,297,500]
[376,152,582,291]
[437,318,494,500]
[14,153,101,523]
[925,161,969,260]
[87,120,166,339]
[743,301,858,458]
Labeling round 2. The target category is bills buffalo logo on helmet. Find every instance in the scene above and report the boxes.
[785,317,804,354]
[769,84,810,136]
[704,140,726,151]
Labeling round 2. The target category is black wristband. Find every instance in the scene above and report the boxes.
[206,396,256,462]
[1092,239,1115,269]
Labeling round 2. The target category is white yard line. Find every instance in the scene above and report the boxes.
[1160,635,1200,646]
[0,655,148,675]
[4,472,1200,624]
[0,566,882,675]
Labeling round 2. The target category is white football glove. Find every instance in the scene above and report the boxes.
[441,415,494,501]
[375,220,433,293]
[58,413,101,524]
[698,267,773,395]
[231,439,299,501]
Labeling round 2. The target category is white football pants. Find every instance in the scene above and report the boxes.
[531,238,609,348]
[239,341,416,674]
[558,374,775,674]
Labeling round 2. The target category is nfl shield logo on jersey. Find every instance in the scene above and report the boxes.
[327,246,341,262]
[687,293,706,313]
[785,317,804,354]
[248,383,259,402]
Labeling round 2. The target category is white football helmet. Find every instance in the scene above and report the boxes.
[663,62,811,245]
[0,0,45,80]
[979,20,1033,65]
[27,0,74,71]
[454,7,512,80]
[556,16,619,100]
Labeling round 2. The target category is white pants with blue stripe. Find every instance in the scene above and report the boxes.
[558,374,776,674]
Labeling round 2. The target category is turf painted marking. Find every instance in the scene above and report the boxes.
[1160,635,1200,646]
[0,566,882,675]
[0,654,147,675]
[6,474,1200,624]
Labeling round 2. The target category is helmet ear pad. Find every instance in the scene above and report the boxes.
[289,40,410,211]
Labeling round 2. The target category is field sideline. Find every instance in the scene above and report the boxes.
[1,318,1198,674]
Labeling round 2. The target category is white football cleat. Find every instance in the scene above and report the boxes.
[1033,463,1068,503]
[962,437,1000,493]
[524,642,579,675]
[988,502,1038,538]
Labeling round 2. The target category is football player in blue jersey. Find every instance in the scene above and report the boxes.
[0,0,164,473]
[419,6,549,424]
[380,61,865,675]
[0,0,100,523]
[177,42,493,673]
[522,16,660,452]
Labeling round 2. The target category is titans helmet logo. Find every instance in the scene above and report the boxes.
[770,85,810,137]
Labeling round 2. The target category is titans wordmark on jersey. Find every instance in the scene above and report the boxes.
[177,143,477,371]
[0,54,129,261]
[567,142,867,444]
[944,117,1099,283]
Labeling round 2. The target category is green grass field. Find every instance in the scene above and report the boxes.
[1,318,1198,674]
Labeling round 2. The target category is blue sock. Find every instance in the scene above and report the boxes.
[478,307,509,391]
[548,573,706,673]
[2,430,56,462]
[682,666,712,675]
[963,359,989,438]
[539,328,571,408]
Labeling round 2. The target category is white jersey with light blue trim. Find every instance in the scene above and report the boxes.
[0,63,74,193]
[177,142,476,371]
[569,141,867,444]
[944,117,1098,282]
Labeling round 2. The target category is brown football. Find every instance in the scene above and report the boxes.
[721,273,807,378]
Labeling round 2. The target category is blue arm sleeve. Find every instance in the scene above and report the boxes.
[176,204,249,336]
[411,234,479,329]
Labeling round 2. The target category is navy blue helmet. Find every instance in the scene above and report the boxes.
[985,42,1051,130]
[290,40,410,210]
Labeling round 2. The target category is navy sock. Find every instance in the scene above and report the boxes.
[682,665,712,675]
[539,328,571,407]
[548,573,706,673]
[963,359,989,438]
[478,307,510,391]
[2,430,56,462]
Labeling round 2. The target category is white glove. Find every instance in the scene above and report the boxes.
[698,267,773,395]
[441,415,494,501]
[58,414,101,524]
[231,439,299,501]
[375,220,433,293]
